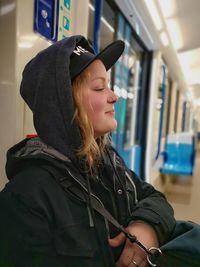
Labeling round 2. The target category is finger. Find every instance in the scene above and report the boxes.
[137,257,148,267]
[130,256,143,267]
[117,240,136,267]
[129,258,140,267]
[108,232,126,247]
[129,258,147,267]
[130,245,147,267]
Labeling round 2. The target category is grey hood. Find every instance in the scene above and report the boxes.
[20,36,86,168]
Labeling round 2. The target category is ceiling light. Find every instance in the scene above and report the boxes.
[166,19,183,50]
[190,82,200,86]
[178,51,200,85]
[185,73,200,85]
[160,32,169,46]
[193,99,200,107]
[144,0,162,31]
[158,0,176,18]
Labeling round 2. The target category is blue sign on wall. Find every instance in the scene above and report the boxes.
[34,0,59,42]
[64,0,70,9]
[58,0,72,40]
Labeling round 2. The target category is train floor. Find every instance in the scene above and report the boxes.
[163,143,200,224]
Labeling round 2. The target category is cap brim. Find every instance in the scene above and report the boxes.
[72,40,125,80]
[96,40,125,71]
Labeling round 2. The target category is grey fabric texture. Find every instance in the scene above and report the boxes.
[20,36,84,168]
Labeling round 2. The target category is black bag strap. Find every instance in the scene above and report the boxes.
[41,164,161,266]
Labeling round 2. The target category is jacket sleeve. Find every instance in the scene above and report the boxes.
[126,168,176,245]
[109,146,176,245]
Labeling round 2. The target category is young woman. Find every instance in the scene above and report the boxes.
[0,35,175,267]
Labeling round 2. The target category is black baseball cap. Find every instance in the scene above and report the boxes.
[70,37,125,80]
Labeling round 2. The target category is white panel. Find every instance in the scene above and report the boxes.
[16,0,52,138]
[168,82,178,134]
[145,51,162,183]
[70,0,89,37]
[0,0,52,189]
[0,0,16,189]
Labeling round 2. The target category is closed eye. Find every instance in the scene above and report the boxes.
[94,88,105,91]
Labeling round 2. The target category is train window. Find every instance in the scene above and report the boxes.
[123,38,143,147]
[112,16,133,153]
[100,0,115,47]
[88,0,115,48]
[111,12,147,172]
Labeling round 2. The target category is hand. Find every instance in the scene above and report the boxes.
[108,221,159,267]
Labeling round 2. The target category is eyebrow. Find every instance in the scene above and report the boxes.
[91,77,111,84]
[91,77,106,82]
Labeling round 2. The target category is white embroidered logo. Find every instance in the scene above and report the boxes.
[73,46,88,56]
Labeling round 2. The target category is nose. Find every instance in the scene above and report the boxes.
[108,89,118,103]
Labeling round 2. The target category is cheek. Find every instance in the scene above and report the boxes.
[84,96,104,115]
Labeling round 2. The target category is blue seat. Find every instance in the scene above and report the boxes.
[160,138,195,176]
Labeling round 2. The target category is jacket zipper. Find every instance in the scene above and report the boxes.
[125,171,138,205]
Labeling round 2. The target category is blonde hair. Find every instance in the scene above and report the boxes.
[72,68,110,172]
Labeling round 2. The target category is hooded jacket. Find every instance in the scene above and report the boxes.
[0,36,176,267]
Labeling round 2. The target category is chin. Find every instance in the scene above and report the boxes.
[111,120,117,130]
[107,124,117,133]
[94,121,117,137]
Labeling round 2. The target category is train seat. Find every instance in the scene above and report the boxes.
[160,133,195,176]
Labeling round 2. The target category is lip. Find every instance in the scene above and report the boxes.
[105,109,115,113]
[105,110,115,115]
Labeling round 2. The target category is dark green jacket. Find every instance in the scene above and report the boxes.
[0,138,176,267]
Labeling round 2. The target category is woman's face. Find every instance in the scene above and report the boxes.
[81,60,118,138]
